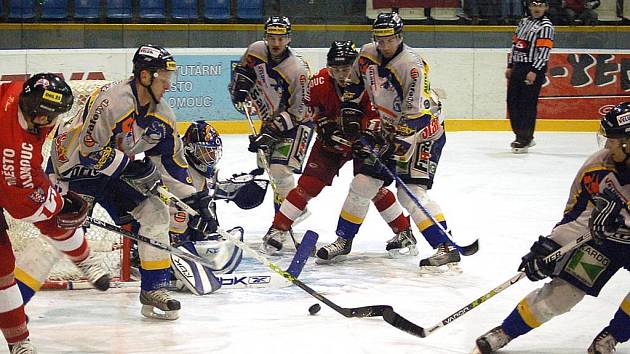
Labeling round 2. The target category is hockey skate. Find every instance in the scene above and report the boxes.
[8,339,36,354]
[510,139,535,154]
[75,252,111,291]
[588,329,618,354]
[315,237,352,264]
[418,241,461,274]
[472,326,512,354]
[140,288,181,320]
[385,229,419,258]
[261,227,289,254]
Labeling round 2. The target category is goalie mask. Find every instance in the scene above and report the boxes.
[19,73,74,128]
[183,120,223,178]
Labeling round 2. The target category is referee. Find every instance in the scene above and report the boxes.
[505,0,554,153]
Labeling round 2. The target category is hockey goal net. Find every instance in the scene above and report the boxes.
[6,80,131,289]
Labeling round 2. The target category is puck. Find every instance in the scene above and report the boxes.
[308,303,321,315]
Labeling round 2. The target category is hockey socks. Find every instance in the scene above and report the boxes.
[607,295,630,343]
[501,299,540,339]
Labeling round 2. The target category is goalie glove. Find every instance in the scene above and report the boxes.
[229,65,256,107]
[590,188,626,244]
[183,191,218,235]
[55,191,89,229]
[214,171,269,210]
[518,236,561,281]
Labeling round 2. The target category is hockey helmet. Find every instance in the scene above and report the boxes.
[132,44,177,79]
[528,0,548,5]
[264,16,292,36]
[600,102,630,139]
[19,73,74,123]
[372,12,404,38]
[327,41,358,67]
[183,120,223,178]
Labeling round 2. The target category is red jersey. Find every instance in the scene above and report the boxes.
[0,81,63,222]
[304,68,379,153]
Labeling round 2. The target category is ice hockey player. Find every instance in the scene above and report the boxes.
[336,12,461,271]
[0,73,111,354]
[473,102,630,354]
[259,40,415,260]
[35,44,216,320]
[168,121,269,294]
[228,16,312,253]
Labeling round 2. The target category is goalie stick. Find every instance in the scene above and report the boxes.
[337,135,478,256]
[156,186,419,325]
[382,233,592,338]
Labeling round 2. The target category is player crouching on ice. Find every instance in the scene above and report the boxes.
[472,103,630,354]
[165,121,269,294]
[0,73,110,354]
[16,45,219,321]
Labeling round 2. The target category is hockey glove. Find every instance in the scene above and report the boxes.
[248,125,279,153]
[589,188,625,244]
[120,157,162,196]
[230,65,257,106]
[56,191,89,229]
[353,130,394,160]
[183,191,218,236]
[518,236,562,281]
[340,101,363,139]
[316,116,343,147]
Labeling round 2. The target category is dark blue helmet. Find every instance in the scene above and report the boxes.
[183,121,223,178]
[132,44,177,78]
[600,102,630,139]
[264,16,291,36]
[327,41,358,67]
[19,73,74,120]
[372,12,403,38]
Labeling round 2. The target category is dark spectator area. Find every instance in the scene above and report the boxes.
[2,0,629,25]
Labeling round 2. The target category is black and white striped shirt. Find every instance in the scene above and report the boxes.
[508,16,555,72]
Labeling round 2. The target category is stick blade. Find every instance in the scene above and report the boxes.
[286,230,318,277]
[382,308,427,338]
[459,239,480,256]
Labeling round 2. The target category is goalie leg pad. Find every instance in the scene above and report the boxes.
[170,245,221,296]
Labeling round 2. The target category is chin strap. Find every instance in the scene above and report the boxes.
[140,73,160,104]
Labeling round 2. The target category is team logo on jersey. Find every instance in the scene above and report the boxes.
[564,245,610,287]
[410,68,419,79]
[174,211,187,223]
[83,134,95,147]
[54,132,69,163]
[28,187,47,204]
[299,74,307,86]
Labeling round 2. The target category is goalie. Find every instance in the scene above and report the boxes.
[162,120,269,295]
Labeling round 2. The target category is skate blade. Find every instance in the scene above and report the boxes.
[511,147,528,154]
[387,245,419,258]
[315,254,348,265]
[141,304,179,320]
[419,262,463,275]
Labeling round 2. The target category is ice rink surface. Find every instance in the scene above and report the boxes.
[16,132,629,354]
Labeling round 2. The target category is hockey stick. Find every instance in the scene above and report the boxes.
[347,135,478,256]
[382,233,592,338]
[85,216,222,293]
[156,186,406,320]
[243,100,302,250]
